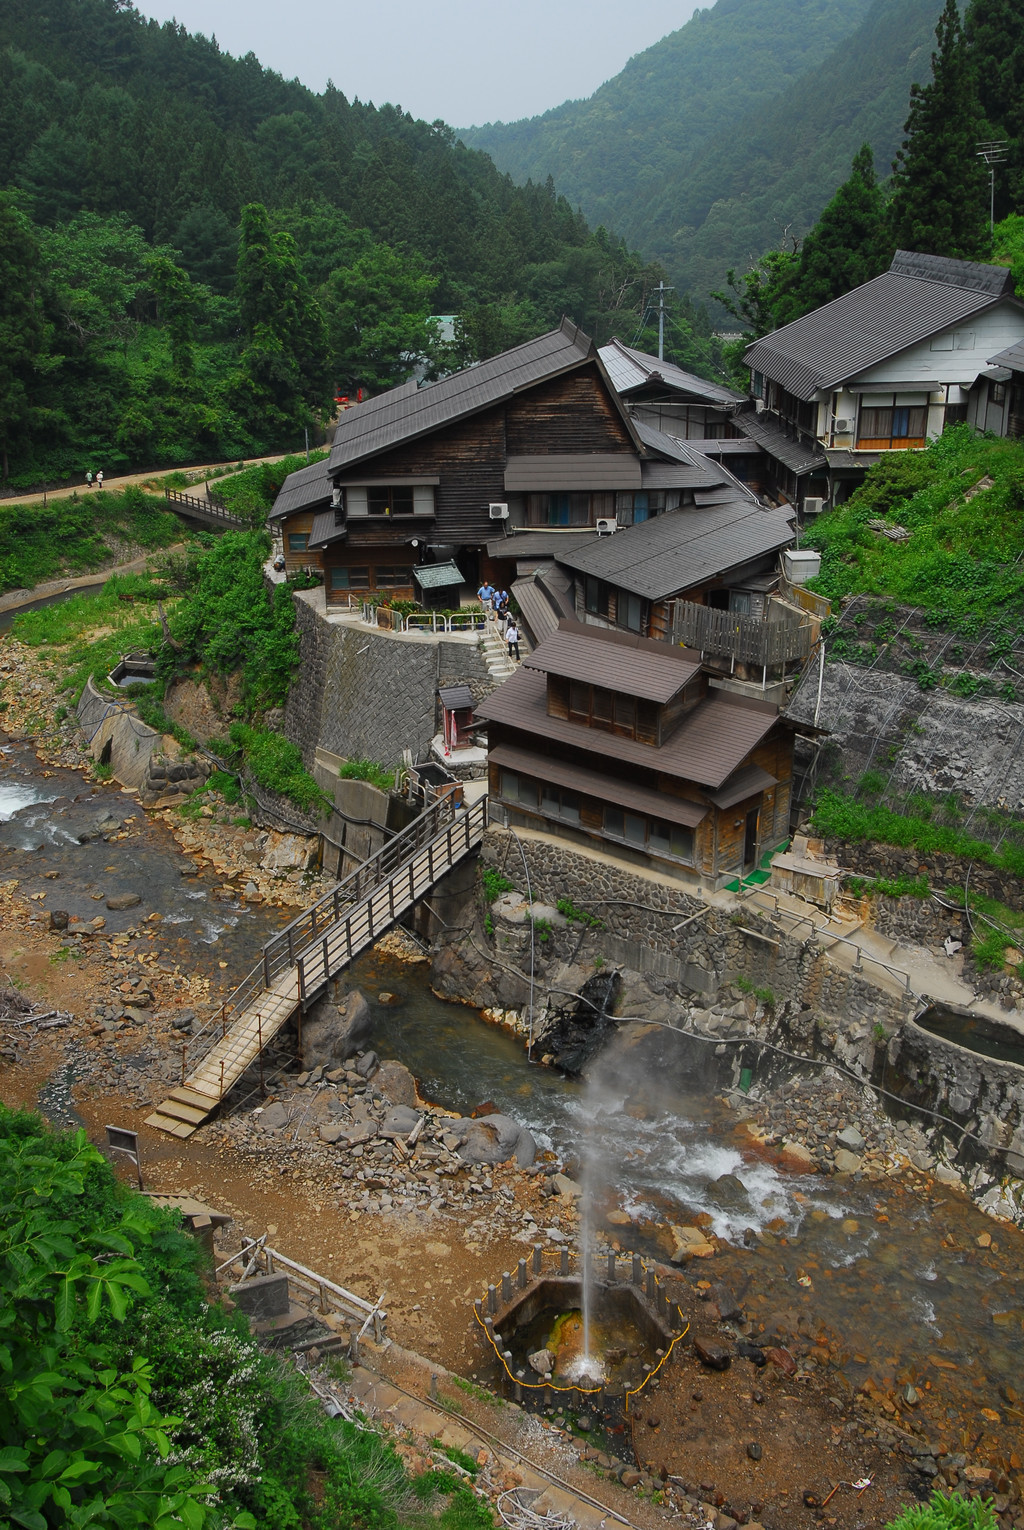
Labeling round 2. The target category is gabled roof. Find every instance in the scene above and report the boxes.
[600,338,745,408]
[328,318,641,474]
[269,458,333,520]
[736,407,827,475]
[523,618,702,702]
[744,251,1021,403]
[511,566,576,647]
[633,420,760,500]
[989,338,1024,372]
[476,665,777,789]
[555,501,795,601]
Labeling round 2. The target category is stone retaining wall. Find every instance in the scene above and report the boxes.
[825,838,1024,911]
[284,591,493,769]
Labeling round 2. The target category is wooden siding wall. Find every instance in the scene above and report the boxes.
[335,363,637,546]
[281,512,315,573]
[505,366,636,456]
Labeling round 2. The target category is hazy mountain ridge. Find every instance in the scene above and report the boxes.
[462,0,943,302]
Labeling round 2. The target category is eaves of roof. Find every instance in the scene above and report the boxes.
[476,665,777,789]
[328,318,643,475]
[735,410,827,475]
[269,458,333,520]
[744,259,1022,402]
[554,501,795,601]
[599,338,746,407]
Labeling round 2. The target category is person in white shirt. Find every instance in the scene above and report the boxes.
[505,620,520,662]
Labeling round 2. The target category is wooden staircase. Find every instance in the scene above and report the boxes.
[146,797,486,1139]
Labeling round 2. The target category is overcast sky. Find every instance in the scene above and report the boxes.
[136,0,699,128]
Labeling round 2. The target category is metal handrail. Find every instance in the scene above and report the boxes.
[164,488,246,528]
[745,888,915,994]
[181,795,470,1077]
[358,605,487,636]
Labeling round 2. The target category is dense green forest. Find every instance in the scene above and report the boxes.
[462,0,944,305]
[0,0,727,489]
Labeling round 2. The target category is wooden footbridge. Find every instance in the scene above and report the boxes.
[146,795,486,1139]
[163,488,246,530]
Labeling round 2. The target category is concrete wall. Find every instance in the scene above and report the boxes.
[77,678,209,802]
[284,591,493,770]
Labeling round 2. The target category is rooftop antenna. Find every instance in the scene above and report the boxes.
[976,140,1007,234]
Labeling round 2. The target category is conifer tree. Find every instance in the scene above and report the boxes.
[773,145,891,326]
[888,0,989,261]
[965,0,1024,217]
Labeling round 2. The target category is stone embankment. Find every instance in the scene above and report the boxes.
[426,829,1024,1225]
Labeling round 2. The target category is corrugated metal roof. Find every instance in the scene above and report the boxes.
[523,619,701,702]
[745,252,1022,402]
[682,437,757,456]
[504,453,642,490]
[555,502,795,601]
[735,409,827,474]
[308,508,347,550]
[989,339,1024,371]
[413,560,464,590]
[489,743,709,828]
[476,666,777,788]
[599,338,745,407]
[269,459,333,520]
[634,421,760,500]
[328,319,617,474]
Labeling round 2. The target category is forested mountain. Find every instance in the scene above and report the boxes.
[0,0,727,487]
[462,0,944,304]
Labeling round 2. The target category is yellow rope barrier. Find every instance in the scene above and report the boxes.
[473,1254,690,1408]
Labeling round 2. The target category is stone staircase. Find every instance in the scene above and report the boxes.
[479,620,524,686]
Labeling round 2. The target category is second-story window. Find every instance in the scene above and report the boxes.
[367,487,415,515]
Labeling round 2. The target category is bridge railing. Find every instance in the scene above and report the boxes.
[164,488,246,528]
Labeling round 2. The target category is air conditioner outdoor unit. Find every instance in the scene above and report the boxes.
[595,517,618,536]
[802,496,826,517]
[833,418,853,434]
[488,502,509,520]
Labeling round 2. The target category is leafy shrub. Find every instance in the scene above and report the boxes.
[337,758,395,791]
[481,868,514,904]
[556,897,603,928]
[886,1490,997,1529]
[227,723,330,815]
[810,788,1024,876]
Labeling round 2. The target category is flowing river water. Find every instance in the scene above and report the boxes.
[2,738,1023,1458]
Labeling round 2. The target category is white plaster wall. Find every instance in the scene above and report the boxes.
[847,301,1024,391]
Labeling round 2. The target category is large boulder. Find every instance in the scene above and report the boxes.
[301,990,372,1069]
[457,1113,536,1167]
[375,1059,417,1108]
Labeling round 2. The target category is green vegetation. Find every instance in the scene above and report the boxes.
[886,1489,997,1528]
[226,725,330,817]
[733,975,776,1006]
[465,0,938,311]
[210,453,329,526]
[481,868,515,904]
[337,759,395,792]
[804,428,1024,627]
[0,1103,495,1528]
[0,0,670,488]
[810,787,1024,878]
[0,486,182,595]
[162,530,301,712]
[11,572,166,701]
[846,871,932,898]
[555,897,603,929]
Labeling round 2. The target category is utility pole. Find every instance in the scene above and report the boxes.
[976,140,1007,233]
[655,280,674,362]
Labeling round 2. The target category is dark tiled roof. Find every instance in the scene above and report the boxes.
[329,319,627,473]
[439,684,474,710]
[745,251,1020,402]
[476,666,777,789]
[599,338,745,407]
[682,437,757,455]
[708,762,777,809]
[489,743,709,828]
[308,508,346,549]
[269,458,333,520]
[523,619,701,702]
[486,530,593,561]
[512,566,576,647]
[555,501,795,601]
[989,338,1024,371]
[735,409,827,475]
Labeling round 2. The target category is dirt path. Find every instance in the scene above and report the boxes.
[0,452,295,509]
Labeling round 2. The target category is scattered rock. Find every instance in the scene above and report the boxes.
[833,1149,863,1174]
[301,990,372,1070]
[256,1101,290,1131]
[375,1059,417,1108]
[458,1113,536,1167]
[693,1338,732,1371]
[106,892,141,911]
[746,1442,762,1461]
[552,1173,582,1199]
[765,1346,796,1376]
[836,1125,866,1152]
[670,1225,716,1261]
[528,1349,554,1375]
[355,1049,379,1079]
[48,910,69,931]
